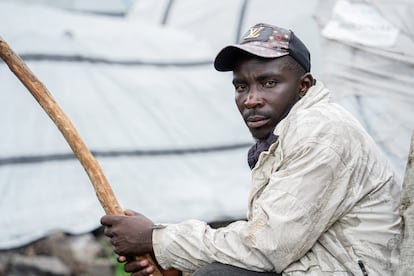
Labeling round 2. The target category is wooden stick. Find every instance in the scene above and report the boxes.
[0,37,163,276]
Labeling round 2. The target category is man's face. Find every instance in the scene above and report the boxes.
[233,56,302,140]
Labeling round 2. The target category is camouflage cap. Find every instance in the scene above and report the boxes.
[214,23,311,72]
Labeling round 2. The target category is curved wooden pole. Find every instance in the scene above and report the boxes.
[0,37,165,276]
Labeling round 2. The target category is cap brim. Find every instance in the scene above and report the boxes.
[214,44,289,72]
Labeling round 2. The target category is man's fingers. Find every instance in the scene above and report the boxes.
[101,215,125,239]
[101,214,125,226]
[118,255,137,263]
[100,215,111,226]
[125,258,153,273]
[139,259,150,267]
[130,266,154,276]
[117,255,127,263]
[124,209,139,216]
[103,225,114,238]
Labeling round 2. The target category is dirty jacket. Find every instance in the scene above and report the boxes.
[153,81,401,275]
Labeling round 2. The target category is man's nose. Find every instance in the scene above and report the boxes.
[244,88,263,109]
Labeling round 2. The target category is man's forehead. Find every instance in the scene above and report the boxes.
[233,55,290,71]
[232,57,289,79]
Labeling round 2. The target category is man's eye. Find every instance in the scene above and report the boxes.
[263,80,277,88]
[234,84,247,92]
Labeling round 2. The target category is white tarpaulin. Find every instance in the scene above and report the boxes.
[315,0,414,178]
[0,2,251,249]
[321,0,400,47]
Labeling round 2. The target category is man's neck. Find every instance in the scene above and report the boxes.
[248,133,278,169]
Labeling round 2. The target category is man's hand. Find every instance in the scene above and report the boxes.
[118,256,156,276]
[118,256,181,276]
[101,210,154,256]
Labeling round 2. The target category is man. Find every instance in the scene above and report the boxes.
[101,23,401,275]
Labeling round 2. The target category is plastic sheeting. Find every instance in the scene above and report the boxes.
[128,0,322,74]
[315,0,414,178]
[0,2,253,249]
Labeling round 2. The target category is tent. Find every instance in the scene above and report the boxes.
[0,1,251,249]
[314,0,414,178]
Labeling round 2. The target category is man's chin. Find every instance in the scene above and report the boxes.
[249,128,272,140]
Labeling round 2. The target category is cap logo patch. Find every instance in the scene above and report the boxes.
[244,27,264,40]
[242,26,274,44]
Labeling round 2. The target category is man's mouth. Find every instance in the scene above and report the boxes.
[246,115,270,128]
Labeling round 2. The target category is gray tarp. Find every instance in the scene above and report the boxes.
[315,0,414,177]
[0,2,252,249]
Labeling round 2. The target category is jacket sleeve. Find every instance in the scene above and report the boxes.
[152,137,353,273]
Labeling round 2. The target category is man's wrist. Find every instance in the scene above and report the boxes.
[152,225,170,270]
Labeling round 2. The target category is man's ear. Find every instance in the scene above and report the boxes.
[299,73,314,98]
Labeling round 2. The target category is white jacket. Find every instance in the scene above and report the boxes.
[153,81,401,275]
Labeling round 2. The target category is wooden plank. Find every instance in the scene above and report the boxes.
[396,130,414,275]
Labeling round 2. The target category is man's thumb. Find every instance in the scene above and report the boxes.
[123,209,138,216]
